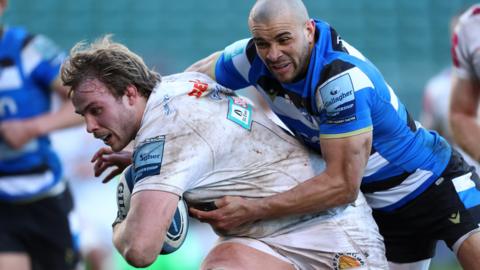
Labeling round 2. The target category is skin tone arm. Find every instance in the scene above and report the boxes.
[0,76,83,149]
[449,74,480,162]
[190,131,371,231]
[113,190,179,268]
[184,51,222,80]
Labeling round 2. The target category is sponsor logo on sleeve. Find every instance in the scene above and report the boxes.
[133,135,165,181]
[317,74,356,124]
[226,96,252,130]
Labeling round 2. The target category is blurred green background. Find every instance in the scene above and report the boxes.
[5,0,477,269]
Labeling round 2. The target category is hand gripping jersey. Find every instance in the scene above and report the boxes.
[452,4,480,80]
[128,72,387,269]
[0,27,65,201]
[214,19,452,211]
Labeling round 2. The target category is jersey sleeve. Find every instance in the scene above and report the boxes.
[314,64,373,138]
[452,6,480,79]
[21,35,65,89]
[215,38,253,90]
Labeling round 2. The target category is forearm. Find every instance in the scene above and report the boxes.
[113,219,161,268]
[450,113,480,161]
[257,172,358,220]
[185,51,221,79]
[29,102,82,136]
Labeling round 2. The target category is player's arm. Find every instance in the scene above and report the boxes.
[449,74,480,161]
[185,51,222,80]
[191,131,371,231]
[0,76,82,149]
[113,190,179,268]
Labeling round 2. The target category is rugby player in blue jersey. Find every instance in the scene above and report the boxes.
[0,0,82,269]
[187,0,480,269]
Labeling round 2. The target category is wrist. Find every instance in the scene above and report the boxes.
[26,117,44,137]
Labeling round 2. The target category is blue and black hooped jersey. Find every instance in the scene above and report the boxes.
[0,26,64,201]
[214,19,452,211]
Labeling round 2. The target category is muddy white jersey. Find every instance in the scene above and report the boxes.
[452,4,480,79]
[131,72,336,238]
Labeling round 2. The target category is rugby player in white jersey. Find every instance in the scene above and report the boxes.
[451,4,480,164]
[61,36,387,269]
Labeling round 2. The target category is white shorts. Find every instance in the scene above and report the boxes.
[215,194,387,270]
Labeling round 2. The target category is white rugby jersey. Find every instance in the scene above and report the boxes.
[452,4,480,79]
[129,72,339,238]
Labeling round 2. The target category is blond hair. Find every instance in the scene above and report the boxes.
[61,35,160,98]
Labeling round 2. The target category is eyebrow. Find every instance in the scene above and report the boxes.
[253,31,292,42]
[75,102,95,116]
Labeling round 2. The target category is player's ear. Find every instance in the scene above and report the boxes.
[305,19,315,42]
[124,84,139,105]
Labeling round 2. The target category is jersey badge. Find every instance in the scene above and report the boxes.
[133,135,165,182]
[317,74,356,124]
[332,252,365,270]
[227,96,252,130]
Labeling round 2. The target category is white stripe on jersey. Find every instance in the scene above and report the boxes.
[364,152,388,177]
[232,48,251,83]
[343,41,367,61]
[365,169,433,209]
[452,172,475,192]
[21,38,43,76]
[387,84,399,111]
[0,170,55,196]
[0,67,22,90]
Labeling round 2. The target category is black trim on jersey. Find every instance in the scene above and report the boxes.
[406,110,417,132]
[330,27,348,53]
[0,58,14,67]
[317,60,355,89]
[246,39,257,65]
[360,171,413,193]
[0,164,50,177]
[21,34,35,50]
[257,76,307,109]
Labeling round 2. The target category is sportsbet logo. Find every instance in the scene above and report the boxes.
[188,79,208,97]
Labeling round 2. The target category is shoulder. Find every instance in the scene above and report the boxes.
[455,5,480,43]
[222,38,256,64]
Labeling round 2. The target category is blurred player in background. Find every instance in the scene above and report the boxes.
[50,125,117,270]
[450,4,480,167]
[0,0,83,269]
[422,12,480,171]
[62,36,388,269]
[187,0,480,269]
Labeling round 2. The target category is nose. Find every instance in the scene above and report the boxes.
[266,44,282,62]
[84,115,99,134]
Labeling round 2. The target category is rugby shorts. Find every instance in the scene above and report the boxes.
[373,149,480,263]
[0,187,80,270]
